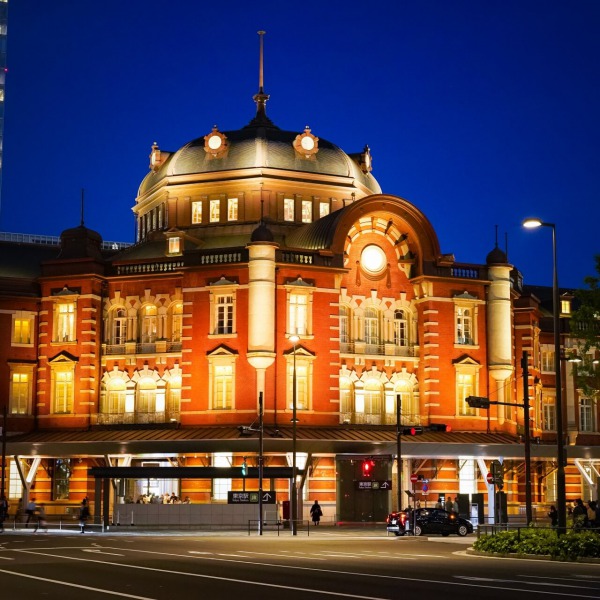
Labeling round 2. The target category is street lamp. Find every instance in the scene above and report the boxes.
[522,217,566,533]
[288,333,299,536]
[396,394,403,513]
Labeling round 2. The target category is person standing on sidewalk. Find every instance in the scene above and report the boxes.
[79,498,90,533]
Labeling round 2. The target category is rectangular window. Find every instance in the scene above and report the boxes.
[542,395,556,431]
[580,398,595,432]
[227,198,238,221]
[210,199,220,222]
[289,293,308,335]
[10,371,30,415]
[9,460,22,499]
[289,361,309,410]
[52,459,71,500]
[319,202,330,218]
[212,452,232,501]
[168,237,181,254]
[214,365,232,409]
[560,299,571,314]
[216,295,233,334]
[457,372,475,416]
[455,307,473,345]
[192,201,202,224]
[458,459,476,495]
[284,197,295,221]
[541,348,555,373]
[301,200,312,223]
[53,369,74,413]
[12,312,34,345]
[54,302,76,342]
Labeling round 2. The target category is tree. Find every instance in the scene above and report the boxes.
[571,255,600,400]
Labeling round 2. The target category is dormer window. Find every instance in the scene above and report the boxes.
[561,299,571,314]
[165,232,182,256]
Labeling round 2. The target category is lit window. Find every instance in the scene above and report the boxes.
[53,459,71,500]
[289,293,308,335]
[137,377,157,414]
[542,394,556,431]
[319,202,330,218]
[227,198,238,221]
[140,305,158,344]
[561,299,571,314]
[53,367,74,414]
[169,303,183,343]
[54,302,76,342]
[215,295,233,334]
[213,365,233,409]
[192,201,202,224]
[457,372,475,416]
[210,199,220,222]
[455,307,473,345]
[287,354,312,411]
[364,307,380,347]
[212,452,232,501]
[9,368,32,415]
[393,309,408,347]
[458,459,476,495]
[339,377,353,418]
[167,375,181,419]
[580,398,595,432]
[104,378,126,414]
[12,311,34,345]
[9,460,22,499]
[168,237,181,255]
[284,197,295,221]
[340,306,350,347]
[111,307,128,345]
[301,200,312,223]
[541,347,555,373]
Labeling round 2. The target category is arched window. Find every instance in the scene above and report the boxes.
[140,305,158,344]
[340,306,350,349]
[169,303,183,343]
[363,379,383,424]
[167,376,182,420]
[339,377,353,423]
[112,307,127,345]
[393,309,408,347]
[137,377,157,414]
[105,377,126,414]
[364,307,379,348]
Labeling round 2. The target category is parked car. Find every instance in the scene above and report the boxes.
[386,508,473,537]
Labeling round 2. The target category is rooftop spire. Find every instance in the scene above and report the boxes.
[247,30,277,128]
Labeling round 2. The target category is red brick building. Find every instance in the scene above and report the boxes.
[0,62,598,526]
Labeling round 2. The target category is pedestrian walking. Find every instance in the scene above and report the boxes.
[572,498,587,530]
[310,500,323,525]
[33,503,47,533]
[79,498,90,533]
[547,505,558,527]
[15,498,23,523]
[25,498,36,528]
[0,495,9,532]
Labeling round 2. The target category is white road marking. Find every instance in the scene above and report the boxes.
[237,551,326,561]
[188,551,212,555]
[83,549,125,556]
[0,568,154,599]
[0,555,14,560]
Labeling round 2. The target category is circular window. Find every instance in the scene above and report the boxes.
[360,245,387,275]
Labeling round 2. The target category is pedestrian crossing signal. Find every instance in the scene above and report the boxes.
[362,459,375,477]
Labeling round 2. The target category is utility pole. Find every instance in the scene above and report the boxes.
[521,351,533,524]
[1,404,7,499]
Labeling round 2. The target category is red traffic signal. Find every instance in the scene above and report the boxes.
[362,459,375,477]
[428,423,451,432]
[402,426,424,436]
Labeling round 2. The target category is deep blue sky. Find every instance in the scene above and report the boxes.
[1,1,598,289]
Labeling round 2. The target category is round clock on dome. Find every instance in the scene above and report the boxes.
[293,126,319,158]
[204,126,228,157]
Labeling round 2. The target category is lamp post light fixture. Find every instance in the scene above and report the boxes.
[522,217,567,533]
[288,332,300,536]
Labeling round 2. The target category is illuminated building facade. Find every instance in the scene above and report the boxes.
[0,37,598,525]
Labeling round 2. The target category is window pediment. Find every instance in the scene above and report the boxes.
[48,351,79,364]
[207,344,238,358]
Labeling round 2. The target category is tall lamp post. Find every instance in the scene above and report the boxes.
[522,218,566,533]
[289,333,299,536]
[396,394,403,512]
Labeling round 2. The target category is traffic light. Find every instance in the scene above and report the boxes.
[241,457,248,477]
[466,395,491,409]
[362,459,375,477]
[491,460,503,488]
[428,424,451,432]
[401,426,424,436]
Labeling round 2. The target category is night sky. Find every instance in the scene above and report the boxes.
[1,1,598,289]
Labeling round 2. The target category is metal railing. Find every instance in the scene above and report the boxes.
[247,519,311,536]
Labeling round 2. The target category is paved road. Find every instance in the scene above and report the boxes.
[1,528,599,599]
